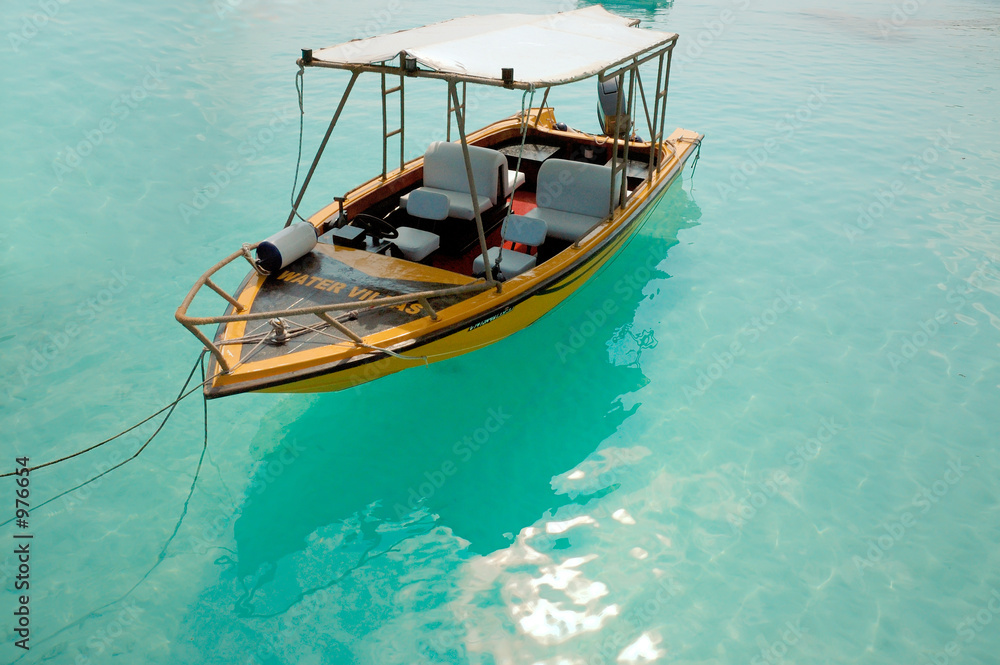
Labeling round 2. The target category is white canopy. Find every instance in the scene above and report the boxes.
[310,6,677,87]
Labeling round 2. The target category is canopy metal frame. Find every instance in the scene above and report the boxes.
[381,70,405,178]
[285,35,676,236]
[446,81,467,143]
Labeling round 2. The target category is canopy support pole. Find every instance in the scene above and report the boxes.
[656,50,672,171]
[533,87,551,127]
[448,81,497,289]
[619,66,636,206]
[634,66,655,142]
[381,69,405,179]
[446,82,466,142]
[285,71,360,227]
[648,52,664,180]
[606,69,626,217]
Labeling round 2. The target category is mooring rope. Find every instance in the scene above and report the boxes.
[0,351,208,482]
[6,356,213,660]
[0,353,211,530]
[679,135,702,180]
[289,64,311,225]
[293,319,430,363]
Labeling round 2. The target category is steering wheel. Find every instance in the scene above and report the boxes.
[353,214,398,240]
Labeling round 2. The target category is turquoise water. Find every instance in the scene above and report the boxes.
[2,0,999,662]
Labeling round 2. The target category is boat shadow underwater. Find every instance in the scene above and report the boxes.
[228,186,701,589]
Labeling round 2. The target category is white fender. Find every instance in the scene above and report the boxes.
[256,223,318,273]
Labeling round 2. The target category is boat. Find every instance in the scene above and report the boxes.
[175,5,703,398]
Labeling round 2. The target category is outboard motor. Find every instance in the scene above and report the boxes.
[255,222,318,274]
[597,76,629,137]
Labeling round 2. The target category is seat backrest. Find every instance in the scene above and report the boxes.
[535,159,623,218]
[502,215,547,248]
[406,189,450,220]
[423,142,507,206]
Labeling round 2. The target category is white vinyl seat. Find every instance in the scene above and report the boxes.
[402,187,492,220]
[526,207,603,240]
[473,214,547,279]
[393,226,440,262]
[405,189,450,221]
[526,159,623,241]
[506,170,526,197]
[400,142,509,220]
